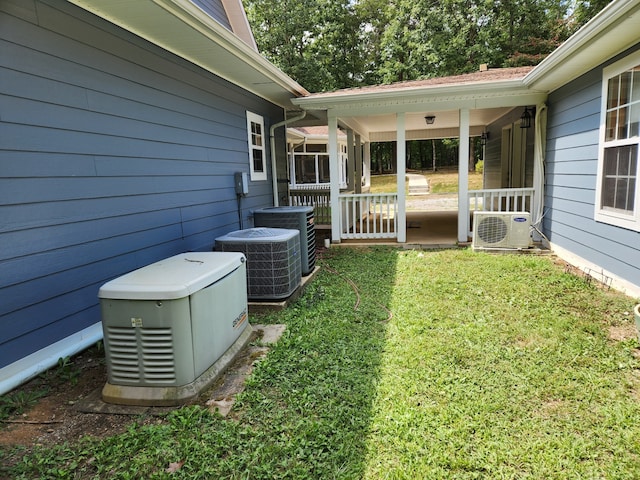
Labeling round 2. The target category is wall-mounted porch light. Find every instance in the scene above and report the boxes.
[520,107,532,128]
[424,115,436,125]
[480,131,490,146]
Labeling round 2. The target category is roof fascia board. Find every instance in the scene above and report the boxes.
[67,0,308,104]
[524,0,640,91]
[220,0,258,51]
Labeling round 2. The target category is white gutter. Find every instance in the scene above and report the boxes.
[0,323,103,395]
[292,78,530,108]
[270,111,307,206]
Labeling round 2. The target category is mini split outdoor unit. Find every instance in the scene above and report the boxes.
[253,206,316,275]
[472,211,532,250]
[98,252,251,406]
[215,227,301,301]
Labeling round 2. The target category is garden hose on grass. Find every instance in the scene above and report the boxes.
[323,265,393,323]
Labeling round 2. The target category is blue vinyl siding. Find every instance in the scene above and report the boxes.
[0,0,285,369]
[544,47,640,290]
[191,0,232,30]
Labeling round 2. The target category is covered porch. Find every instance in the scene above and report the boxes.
[288,67,548,245]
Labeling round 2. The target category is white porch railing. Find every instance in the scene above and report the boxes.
[339,193,398,240]
[289,188,331,225]
[467,187,535,236]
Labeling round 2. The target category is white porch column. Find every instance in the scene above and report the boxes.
[328,114,341,243]
[363,141,371,188]
[347,129,355,191]
[397,113,407,243]
[458,108,470,244]
[355,133,362,194]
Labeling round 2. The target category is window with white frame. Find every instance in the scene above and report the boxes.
[595,52,640,231]
[246,111,267,181]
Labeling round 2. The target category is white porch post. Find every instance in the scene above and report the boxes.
[458,108,470,244]
[397,113,407,243]
[363,141,371,188]
[355,133,362,194]
[328,114,341,243]
[347,129,355,191]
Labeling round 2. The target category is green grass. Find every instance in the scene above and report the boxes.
[370,171,484,194]
[2,248,639,479]
[369,174,407,193]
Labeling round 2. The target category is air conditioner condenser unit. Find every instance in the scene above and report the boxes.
[472,211,532,250]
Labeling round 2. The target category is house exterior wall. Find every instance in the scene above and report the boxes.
[544,45,640,295]
[191,0,232,29]
[483,109,535,190]
[0,0,284,371]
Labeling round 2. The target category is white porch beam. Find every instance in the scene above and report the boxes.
[319,92,548,118]
[458,109,470,244]
[328,114,341,243]
[397,113,407,243]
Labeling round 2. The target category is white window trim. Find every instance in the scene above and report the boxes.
[594,51,640,232]
[246,111,267,181]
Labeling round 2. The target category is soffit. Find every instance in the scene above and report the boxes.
[67,0,308,108]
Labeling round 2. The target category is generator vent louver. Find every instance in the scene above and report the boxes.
[253,207,316,275]
[106,326,176,384]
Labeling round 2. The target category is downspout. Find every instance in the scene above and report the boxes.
[532,103,548,241]
[270,111,307,206]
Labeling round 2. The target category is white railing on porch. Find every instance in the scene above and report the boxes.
[289,188,331,225]
[339,193,398,240]
[467,187,535,236]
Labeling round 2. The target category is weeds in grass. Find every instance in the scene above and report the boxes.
[2,248,639,479]
[37,356,82,388]
[0,389,49,421]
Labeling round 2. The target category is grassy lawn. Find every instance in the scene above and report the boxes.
[3,248,640,479]
[370,171,483,194]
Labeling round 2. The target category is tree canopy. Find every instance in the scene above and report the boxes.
[245,0,612,92]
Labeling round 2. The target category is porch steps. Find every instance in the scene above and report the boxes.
[407,174,429,195]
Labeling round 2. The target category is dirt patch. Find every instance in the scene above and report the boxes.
[0,348,142,449]
[0,324,285,454]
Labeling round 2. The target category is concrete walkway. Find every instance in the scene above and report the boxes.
[406,173,429,195]
[406,173,458,210]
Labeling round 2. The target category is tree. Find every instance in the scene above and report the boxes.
[245,0,366,92]
[245,0,610,90]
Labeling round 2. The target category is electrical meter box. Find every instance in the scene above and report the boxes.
[98,252,250,406]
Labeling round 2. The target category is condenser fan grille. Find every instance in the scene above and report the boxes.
[477,216,508,244]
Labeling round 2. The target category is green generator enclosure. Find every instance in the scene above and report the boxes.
[98,252,249,405]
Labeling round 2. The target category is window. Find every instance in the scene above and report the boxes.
[595,52,640,231]
[246,111,266,181]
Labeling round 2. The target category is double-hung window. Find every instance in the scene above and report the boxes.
[595,52,640,231]
[246,111,267,181]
